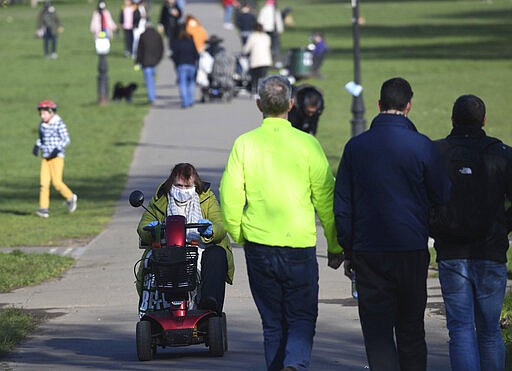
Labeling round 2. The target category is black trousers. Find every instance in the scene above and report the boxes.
[123,29,134,54]
[199,245,228,313]
[249,66,268,94]
[353,249,429,371]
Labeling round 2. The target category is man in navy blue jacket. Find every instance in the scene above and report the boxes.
[334,77,451,371]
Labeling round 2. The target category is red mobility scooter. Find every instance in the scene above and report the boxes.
[129,190,228,361]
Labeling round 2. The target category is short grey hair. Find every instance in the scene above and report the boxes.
[257,75,292,116]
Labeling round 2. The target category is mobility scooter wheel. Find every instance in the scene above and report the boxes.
[136,320,154,361]
[208,316,225,356]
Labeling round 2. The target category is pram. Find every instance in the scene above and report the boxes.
[198,50,237,103]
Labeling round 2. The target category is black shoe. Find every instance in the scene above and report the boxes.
[281,367,297,371]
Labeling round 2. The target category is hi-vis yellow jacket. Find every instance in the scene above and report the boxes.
[220,117,342,254]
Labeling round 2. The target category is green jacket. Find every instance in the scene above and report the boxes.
[137,182,234,285]
[37,7,61,35]
[220,117,342,254]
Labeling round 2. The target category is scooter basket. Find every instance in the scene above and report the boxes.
[150,246,198,294]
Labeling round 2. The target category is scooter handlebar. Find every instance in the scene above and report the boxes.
[186,223,210,229]
[142,222,209,230]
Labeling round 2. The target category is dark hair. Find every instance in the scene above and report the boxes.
[97,0,106,11]
[379,77,413,111]
[177,25,191,39]
[452,94,486,127]
[302,91,322,110]
[258,75,292,116]
[161,163,204,195]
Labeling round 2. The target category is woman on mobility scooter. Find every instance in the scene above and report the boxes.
[136,163,234,315]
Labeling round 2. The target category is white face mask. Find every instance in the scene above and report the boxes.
[171,184,196,202]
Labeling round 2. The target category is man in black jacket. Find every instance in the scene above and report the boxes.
[430,94,512,371]
[159,0,181,51]
[135,24,164,104]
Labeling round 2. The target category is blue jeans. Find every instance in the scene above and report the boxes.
[224,5,233,24]
[43,30,57,55]
[244,242,318,371]
[438,259,506,371]
[142,66,156,103]
[177,64,196,108]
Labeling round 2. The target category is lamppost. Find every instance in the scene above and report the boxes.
[350,0,366,136]
[97,45,109,105]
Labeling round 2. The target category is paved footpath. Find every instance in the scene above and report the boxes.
[1,1,450,369]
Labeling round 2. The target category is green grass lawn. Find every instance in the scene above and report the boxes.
[0,250,74,293]
[1,0,147,247]
[0,249,74,357]
[0,307,37,358]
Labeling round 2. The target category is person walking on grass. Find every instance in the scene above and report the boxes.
[90,0,117,40]
[220,75,343,371]
[334,77,451,371]
[32,100,77,218]
[119,0,136,57]
[430,94,512,371]
[36,1,63,59]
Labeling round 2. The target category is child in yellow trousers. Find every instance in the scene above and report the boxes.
[32,100,77,218]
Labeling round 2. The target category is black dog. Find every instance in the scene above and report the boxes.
[112,82,138,102]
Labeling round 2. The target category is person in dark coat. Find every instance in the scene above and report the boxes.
[159,0,181,51]
[36,1,63,59]
[171,27,199,108]
[288,84,324,136]
[430,95,512,371]
[334,77,451,371]
[235,2,256,46]
[135,24,164,104]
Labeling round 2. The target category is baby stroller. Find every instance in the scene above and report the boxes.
[199,50,237,103]
[129,190,228,361]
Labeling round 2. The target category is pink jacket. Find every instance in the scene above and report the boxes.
[90,9,117,38]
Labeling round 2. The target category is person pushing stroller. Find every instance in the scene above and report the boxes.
[197,35,236,102]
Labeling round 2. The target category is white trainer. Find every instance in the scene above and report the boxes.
[67,194,78,213]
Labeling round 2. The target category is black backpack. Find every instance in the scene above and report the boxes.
[429,136,500,243]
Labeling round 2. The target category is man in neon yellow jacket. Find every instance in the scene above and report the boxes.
[220,75,343,371]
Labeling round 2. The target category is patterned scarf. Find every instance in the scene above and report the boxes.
[167,191,203,239]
